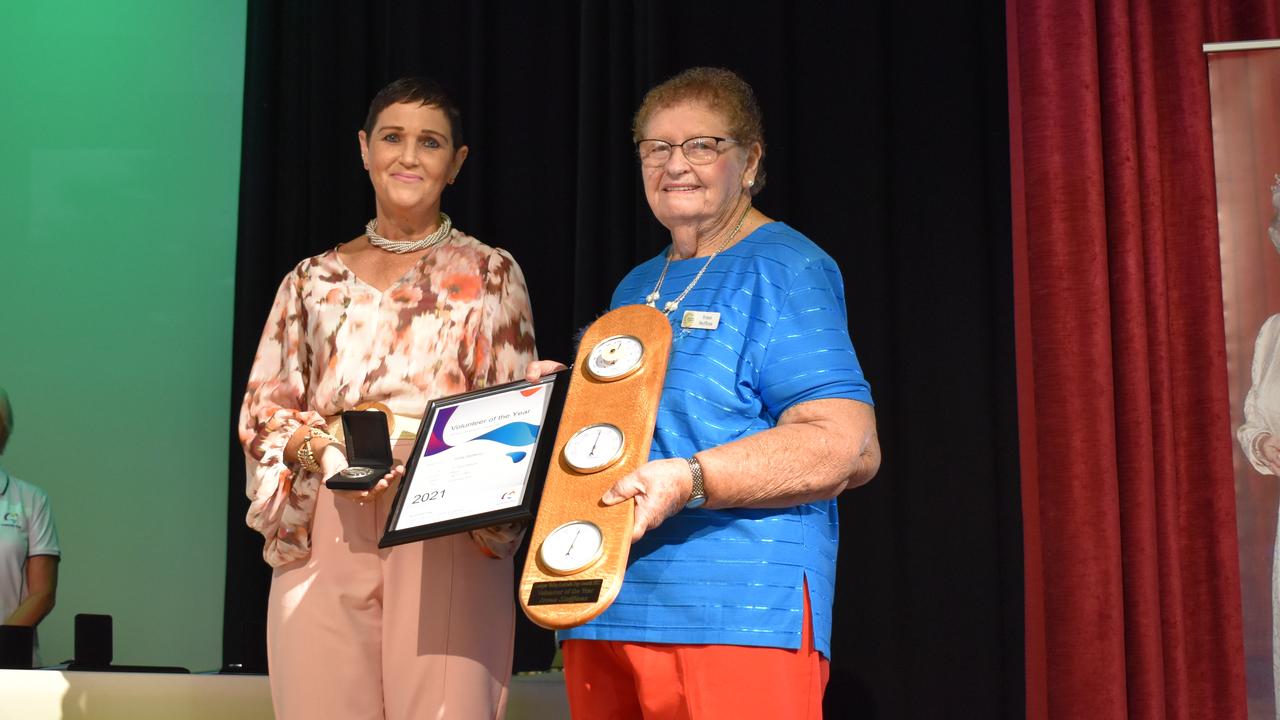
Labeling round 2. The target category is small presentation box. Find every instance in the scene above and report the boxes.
[325,410,393,490]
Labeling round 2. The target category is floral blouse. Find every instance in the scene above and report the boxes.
[239,229,538,567]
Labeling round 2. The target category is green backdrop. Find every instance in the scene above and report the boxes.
[0,1,245,670]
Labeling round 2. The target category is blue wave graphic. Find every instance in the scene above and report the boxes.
[475,421,539,447]
[506,452,528,463]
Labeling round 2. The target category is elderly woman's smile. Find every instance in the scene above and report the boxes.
[639,100,758,250]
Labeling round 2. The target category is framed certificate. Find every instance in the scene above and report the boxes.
[379,371,569,548]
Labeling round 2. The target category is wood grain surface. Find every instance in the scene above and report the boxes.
[519,305,671,629]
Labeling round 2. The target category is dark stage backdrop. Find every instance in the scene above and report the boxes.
[225,2,1020,717]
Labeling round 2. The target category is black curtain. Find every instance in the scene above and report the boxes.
[225,1,1021,717]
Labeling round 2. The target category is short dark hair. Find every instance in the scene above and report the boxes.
[363,77,464,148]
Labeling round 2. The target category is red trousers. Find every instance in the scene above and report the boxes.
[563,583,829,719]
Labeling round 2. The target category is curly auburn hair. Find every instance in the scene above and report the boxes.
[632,67,767,195]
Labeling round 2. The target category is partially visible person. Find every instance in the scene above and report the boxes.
[527,67,879,718]
[0,387,61,666]
[1241,313,1280,477]
[1236,177,1280,714]
[240,77,537,719]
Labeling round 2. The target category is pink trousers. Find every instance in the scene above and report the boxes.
[267,437,514,720]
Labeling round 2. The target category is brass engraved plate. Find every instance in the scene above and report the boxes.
[527,579,604,606]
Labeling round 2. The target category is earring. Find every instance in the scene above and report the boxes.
[748,179,755,188]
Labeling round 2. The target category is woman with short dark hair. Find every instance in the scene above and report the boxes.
[240,77,537,719]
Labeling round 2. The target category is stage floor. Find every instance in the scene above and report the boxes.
[0,668,569,719]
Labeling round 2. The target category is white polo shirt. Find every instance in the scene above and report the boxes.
[0,467,60,662]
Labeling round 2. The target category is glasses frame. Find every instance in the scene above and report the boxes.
[635,136,739,166]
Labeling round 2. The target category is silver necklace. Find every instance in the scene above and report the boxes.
[365,213,452,254]
[645,204,751,315]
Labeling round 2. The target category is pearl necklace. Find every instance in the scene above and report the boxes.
[645,204,751,315]
[365,213,453,254]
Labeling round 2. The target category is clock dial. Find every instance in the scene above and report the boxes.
[585,335,645,381]
[539,520,605,575]
[562,423,626,473]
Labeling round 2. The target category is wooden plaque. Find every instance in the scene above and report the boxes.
[519,304,672,629]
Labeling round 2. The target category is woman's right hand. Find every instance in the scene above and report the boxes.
[525,360,567,382]
[317,438,348,477]
[320,442,400,504]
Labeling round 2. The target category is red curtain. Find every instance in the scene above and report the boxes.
[1008,1,1280,718]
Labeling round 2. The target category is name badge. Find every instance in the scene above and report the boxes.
[680,311,720,330]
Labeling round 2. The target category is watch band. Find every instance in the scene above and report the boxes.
[685,455,706,509]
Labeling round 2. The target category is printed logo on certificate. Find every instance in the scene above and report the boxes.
[379,372,569,548]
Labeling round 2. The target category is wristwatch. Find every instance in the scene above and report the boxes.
[685,456,707,509]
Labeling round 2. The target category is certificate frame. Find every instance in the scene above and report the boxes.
[379,371,569,548]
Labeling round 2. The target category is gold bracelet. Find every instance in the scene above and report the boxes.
[296,428,336,474]
[296,434,320,473]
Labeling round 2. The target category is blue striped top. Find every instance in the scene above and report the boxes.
[558,222,873,657]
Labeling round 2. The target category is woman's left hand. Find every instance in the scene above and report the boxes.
[524,359,568,383]
[602,458,693,542]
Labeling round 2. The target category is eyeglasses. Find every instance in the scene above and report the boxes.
[635,136,738,167]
